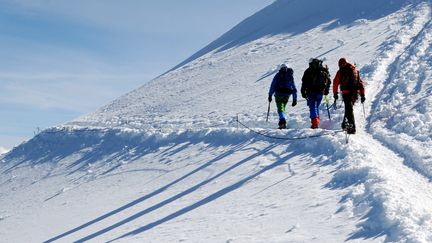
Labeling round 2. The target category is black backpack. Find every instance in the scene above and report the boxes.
[310,59,331,92]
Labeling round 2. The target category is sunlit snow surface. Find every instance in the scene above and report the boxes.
[1,0,432,242]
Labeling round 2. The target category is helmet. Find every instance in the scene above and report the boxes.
[279,63,288,71]
[338,58,347,67]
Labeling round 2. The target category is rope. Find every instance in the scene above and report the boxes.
[236,116,343,141]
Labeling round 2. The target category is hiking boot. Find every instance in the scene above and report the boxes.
[278,119,287,129]
[341,122,347,131]
[347,125,356,134]
[311,117,319,129]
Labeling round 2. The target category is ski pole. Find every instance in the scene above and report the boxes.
[236,114,239,129]
[325,95,331,121]
[266,101,271,122]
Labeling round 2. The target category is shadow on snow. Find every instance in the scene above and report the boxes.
[42,134,252,242]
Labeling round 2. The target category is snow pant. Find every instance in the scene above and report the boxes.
[306,93,323,119]
[342,93,356,128]
[275,95,290,121]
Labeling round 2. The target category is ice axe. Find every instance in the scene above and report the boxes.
[266,101,271,122]
[325,95,331,121]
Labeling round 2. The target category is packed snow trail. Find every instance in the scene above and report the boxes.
[341,2,432,241]
[368,17,432,178]
[2,0,432,242]
[326,132,432,242]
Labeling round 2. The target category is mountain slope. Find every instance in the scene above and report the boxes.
[1,0,432,242]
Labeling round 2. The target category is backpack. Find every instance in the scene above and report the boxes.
[340,64,362,92]
[310,59,331,92]
[275,68,295,94]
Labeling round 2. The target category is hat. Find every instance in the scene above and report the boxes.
[338,58,347,67]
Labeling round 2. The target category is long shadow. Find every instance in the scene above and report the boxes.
[346,202,387,241]
[317,150,389,240]
[4,125,252,177]
[108,148,296,242]
[3,127,192,176]
[43,142,249,243]
[256,69,278,82]
[74,144,278,242]
[251,174,294,197]
[2,128,150,175]
[315,44,344,60]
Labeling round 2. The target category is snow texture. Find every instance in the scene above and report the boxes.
[0,147,8,155]
[1,0,432,242]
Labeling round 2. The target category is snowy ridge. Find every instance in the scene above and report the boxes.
[369,13,432,177]
[343,3,432,241]
[70,0,424,130]
[2,0,432,242]
[345,2,432,241]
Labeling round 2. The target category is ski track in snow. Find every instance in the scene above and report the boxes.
[1,1,432,242]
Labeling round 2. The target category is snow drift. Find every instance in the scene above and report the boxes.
[1,0,432,242]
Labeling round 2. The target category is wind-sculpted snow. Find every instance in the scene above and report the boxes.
[328,134,432,242]
[2,126,251,174]
[171,0,417,72]
[2,0,432,242]
[368,11,432,178]
[3,114,432,242]
[1,124,362,242]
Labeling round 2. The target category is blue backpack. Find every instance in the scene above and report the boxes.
[275,68,295,94]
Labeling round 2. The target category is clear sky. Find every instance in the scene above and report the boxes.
[0,0,274,150]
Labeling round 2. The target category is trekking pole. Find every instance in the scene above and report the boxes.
[236,114,239,129]
[266,101,271,122]
[325,95,331,121]
[362,102,366,119]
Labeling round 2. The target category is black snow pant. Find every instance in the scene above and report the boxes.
[342,93,356,128]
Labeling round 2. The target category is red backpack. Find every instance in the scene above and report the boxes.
[340,63,361,92]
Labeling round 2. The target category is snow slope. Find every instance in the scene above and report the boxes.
[1,0,432,242]
[0,147,8,155]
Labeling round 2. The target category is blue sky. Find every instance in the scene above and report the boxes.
[0,0,273,150]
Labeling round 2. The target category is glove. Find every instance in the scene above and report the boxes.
[292,99,297,107]
[334,93,338,100]
[268,96,272,102]
[324,89,329,96]
[361,95,366,103]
